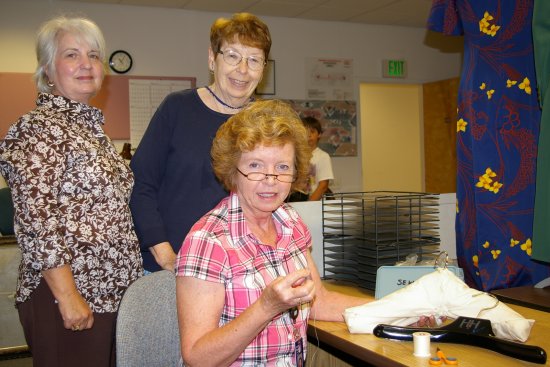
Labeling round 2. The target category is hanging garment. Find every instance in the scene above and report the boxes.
[427,0,550,291]
[532,0,550,263]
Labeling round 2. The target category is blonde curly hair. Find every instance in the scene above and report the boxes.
[211,99,311,192]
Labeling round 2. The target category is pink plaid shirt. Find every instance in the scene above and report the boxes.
[176,192,312,366]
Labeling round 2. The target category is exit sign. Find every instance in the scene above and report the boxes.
[382,59,407,78]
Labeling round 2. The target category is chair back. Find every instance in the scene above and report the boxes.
[0,187,15,235]
[116,270,180,367]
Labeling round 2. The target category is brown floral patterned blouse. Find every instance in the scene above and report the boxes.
[0,93,143,313]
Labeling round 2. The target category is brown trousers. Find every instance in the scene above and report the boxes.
[17,279,117,367]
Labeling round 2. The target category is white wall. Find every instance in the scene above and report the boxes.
[0,0,463,192]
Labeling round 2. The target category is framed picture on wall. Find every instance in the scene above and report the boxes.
[256,60,275,95]
[285,99,357,157]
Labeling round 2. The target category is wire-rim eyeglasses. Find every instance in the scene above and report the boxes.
[237,168,296,183]
[217,49,266,71]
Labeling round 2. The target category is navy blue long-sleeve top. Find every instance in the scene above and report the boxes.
[130,89,230,271]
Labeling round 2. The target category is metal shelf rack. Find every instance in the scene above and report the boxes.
[322,191,440,290]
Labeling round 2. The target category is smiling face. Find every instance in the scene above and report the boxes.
[236,143,295,220]
[209,39,265,107]
[47,32,104,104]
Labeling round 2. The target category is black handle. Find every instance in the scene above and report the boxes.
[468,333,547,364]
[373,324,547,364]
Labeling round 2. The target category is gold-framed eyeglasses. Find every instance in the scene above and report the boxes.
[217,49,266,71]
[237,168,296,183]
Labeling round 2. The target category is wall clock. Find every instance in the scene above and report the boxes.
[109,50,133,74]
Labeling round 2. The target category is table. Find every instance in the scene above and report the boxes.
[307,281,550,367]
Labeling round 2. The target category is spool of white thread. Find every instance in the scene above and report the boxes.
[412,331,431,357]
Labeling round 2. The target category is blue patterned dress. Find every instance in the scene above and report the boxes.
[428,0,550,291]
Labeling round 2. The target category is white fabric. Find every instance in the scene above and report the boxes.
[308,147,333,194]
[343,268,534,342]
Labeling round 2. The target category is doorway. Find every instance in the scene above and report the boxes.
[360,79,459,193]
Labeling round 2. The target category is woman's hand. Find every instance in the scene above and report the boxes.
[57,291,94,331]
[409,315,448,328]
[41,265,94,331]
[151,242,177,271]
[259,268,316,317]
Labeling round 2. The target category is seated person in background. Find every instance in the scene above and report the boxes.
[175,99,367,366]
[288,116,334,202]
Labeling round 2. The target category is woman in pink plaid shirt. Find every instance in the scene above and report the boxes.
[175,99,368,366]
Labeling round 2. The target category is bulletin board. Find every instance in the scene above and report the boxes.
[0,73,196,140]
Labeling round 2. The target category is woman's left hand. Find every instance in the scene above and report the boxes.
[57,291,94,331]
[41,265,95,331]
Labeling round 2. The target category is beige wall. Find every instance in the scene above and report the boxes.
[0,0,463,193]
[360,83,424,192]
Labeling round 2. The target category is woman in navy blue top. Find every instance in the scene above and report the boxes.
[130,13,272,272]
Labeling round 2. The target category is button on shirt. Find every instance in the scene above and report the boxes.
[176,192,312,366]
[0,93,143,312]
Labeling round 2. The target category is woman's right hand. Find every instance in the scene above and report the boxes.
[150,241,177,271]
[259,269,316,317]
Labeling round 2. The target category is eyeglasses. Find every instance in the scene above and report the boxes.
[237,168,296,183]
[217,49,266,71]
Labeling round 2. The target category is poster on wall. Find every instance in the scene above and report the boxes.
[286,99,357,157]
[306,58,354,100]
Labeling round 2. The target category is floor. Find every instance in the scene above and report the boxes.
[1,238,28,360]
[1,237,30,367]
[0,356,32,367]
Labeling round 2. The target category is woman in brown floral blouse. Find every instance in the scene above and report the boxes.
[0,16,142,367]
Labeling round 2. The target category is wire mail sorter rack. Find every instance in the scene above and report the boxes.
[322,191,441,290]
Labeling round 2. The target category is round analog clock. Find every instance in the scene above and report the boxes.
[109,50,133,74]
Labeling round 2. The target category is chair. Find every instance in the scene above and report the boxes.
[116,270,181,367]
[0,187,15,235]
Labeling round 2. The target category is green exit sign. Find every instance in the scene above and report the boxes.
[382,59,407,78]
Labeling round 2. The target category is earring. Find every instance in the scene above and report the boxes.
[47,80,55,87]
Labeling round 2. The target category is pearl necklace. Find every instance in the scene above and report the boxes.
[205,86,252,110]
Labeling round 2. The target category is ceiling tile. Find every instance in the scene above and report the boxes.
[246,1,319,18]
[318,0,392,12]
[67,0,123,3]
[183,0,257,13]
[298,6,364,22]
[119,0,187,7]
[349,9,427,28]
[61,0,433,28]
